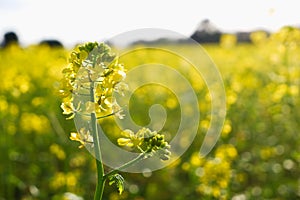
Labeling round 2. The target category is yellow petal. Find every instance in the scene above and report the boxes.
[117,138,132,146]
[112,70,126,82]
[61,102,73,115]
[70,132,80,141]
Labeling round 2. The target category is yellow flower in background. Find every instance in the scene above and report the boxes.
[221,120,232,138]
[250,31,269,45]
[192,144,237,199]
[215,144,238,161]
[20,113,50,134]
[260,147,275,160]
[190,152,204,167]
[1,27,300,199]
[50,144,66,160]
[50,172,79,190]
[197,158,231,199]
[220,34,237,48]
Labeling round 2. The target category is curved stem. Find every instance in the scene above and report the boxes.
[104,151,148,180]
[75,109,122,119]
[94,159,105,200]
[90,82,105,200]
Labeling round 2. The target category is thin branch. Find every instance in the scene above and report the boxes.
[104,152,147,180]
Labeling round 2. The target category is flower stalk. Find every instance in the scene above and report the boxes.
[89,81,105,200]
[104,150,148,179]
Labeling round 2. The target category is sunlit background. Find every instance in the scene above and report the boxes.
[0,0,299,46]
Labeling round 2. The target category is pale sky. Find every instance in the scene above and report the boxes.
[0,0,298,47]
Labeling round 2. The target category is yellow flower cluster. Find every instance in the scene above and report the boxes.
[182,144,237,199]
[50,171,79,190]
[59,42,128,147]
[197,145,237,199]
[60,42,127,121]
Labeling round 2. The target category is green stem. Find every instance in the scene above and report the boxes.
[94,159,105,200]
[90,82,105,200]
[104,151,148,179]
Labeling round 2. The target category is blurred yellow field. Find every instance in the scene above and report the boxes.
[1,26,300,200]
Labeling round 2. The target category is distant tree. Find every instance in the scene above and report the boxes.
[190,19,222,43]
[236,32,252,43]
[1,32,19,48]
[39,39,64,48]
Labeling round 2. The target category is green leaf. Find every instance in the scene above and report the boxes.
[108,173,125,195]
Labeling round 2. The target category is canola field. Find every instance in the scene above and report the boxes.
[1,27,300,200]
